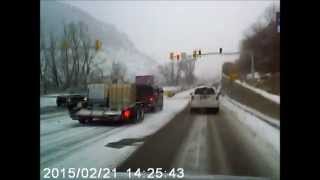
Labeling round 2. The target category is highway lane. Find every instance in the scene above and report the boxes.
[119,106,279,180]
[40,90,192,171]
[40,110,134,169]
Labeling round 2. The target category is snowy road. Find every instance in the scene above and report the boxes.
[119,96,279,180]
[40,89,193,177]
[41,90,279,180]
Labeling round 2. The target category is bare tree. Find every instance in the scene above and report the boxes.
[110,61,127,83]
[41,21,100,93]
[47,33,61,88]
[237,4,279,75]
[79,22,95,86]
[179,59,196,85]
[158,63,172,85]
[40,30,49,94]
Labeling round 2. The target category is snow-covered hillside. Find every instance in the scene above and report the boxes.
[41,1,158,77]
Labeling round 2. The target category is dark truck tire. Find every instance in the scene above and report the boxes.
[140,109,145,120]
[215,107,220,114]
[79,119,86,124]
[132,109,141,123]
[211,107,219,114]
[136,107,145,122]
[79,118,93,124]
[159,104,163,111]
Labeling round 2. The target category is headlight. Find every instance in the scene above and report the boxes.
[67,98,71,102]
[84,97,87,101]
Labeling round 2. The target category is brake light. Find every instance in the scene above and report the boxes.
[122,108,131,120]
[149,97,154,102]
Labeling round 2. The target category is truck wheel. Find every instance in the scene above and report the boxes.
[150,106,156,112]
[79,119,86,124]
[216,107,220,114]
[140,109,144,120]
[135,109,141,123]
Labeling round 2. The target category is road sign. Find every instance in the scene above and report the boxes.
[229,73,239,81]
[95,40,102,51]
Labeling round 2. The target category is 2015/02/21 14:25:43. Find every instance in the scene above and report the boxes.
[126,168,184,178]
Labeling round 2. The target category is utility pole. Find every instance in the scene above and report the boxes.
[251,52,255,79]
[171,61,174,85]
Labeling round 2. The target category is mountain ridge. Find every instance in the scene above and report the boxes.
[41,1,158,77]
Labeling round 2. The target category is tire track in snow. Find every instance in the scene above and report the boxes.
[41,126,129,168]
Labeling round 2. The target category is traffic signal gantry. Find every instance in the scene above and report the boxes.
[59,39,102,51]
[170,48,227,61]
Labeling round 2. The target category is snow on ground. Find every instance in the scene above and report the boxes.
[235,80,280,104]
[163,86,181,92]
[40,96,57,108]
[224,95,280,128]
[220,96,280,155]
[41,88,194,170]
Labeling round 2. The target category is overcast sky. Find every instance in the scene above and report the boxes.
[65,0,279,64]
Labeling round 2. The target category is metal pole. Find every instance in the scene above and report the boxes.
[251,52,255,79]
[171,61,174,85]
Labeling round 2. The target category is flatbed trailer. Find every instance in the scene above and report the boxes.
[68,83,144,124]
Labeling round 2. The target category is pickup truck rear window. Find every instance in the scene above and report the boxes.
[136,85,154,98]
[194,88,215,95]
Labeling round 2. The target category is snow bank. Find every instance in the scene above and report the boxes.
[40,96,57,108]
[224,96,280,128]
[163,86,181,92]
[220,96,280,155]
[235,80,280,104]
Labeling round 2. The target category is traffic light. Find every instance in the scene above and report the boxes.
[219,48,222,54]
[169,52,174,60]
[198,49,201,56]
[176,54,180,61]
[95,40,102,51]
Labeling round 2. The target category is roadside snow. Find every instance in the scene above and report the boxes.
[40,96,56,108]
[235,80,280,104]
[221,96,280,155]
[163,86,181,92]
[224,96,280,128]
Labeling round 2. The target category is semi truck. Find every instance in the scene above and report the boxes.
[135,75,163,112]
[68,83,144,124]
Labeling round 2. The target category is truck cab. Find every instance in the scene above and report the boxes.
[136,84,163,112]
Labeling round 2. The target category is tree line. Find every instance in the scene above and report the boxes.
[40,22,110,94]
[158,57,196,86]
[223,5,280,77]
